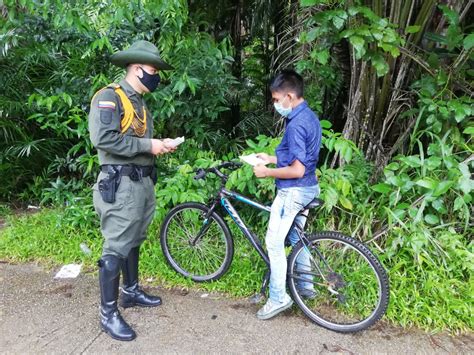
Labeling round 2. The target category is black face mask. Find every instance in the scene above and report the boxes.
[138,66,160,92]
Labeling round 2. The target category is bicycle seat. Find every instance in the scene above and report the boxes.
[304,198,324,210]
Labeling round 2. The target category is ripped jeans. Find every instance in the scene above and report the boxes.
[265,185,319,303]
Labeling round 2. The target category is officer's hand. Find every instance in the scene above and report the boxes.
[151,139,171,155]
[162,138,178,152]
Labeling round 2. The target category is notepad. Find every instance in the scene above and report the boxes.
[239,154,266,166]
[167,136,185,148]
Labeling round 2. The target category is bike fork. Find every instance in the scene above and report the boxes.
[190,200,219,246]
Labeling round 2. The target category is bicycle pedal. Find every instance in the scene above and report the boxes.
[248,293,266,304]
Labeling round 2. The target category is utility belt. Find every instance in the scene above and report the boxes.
[98,164,157,203]
[100,164,155,180]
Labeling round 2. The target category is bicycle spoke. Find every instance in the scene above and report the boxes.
[162,205,231,280]
[288,233,388,332]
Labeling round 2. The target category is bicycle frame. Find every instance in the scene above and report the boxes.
[194,186,310,269]
[219,188,272,266]
[189,163,329,296]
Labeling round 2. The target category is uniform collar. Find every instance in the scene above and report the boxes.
[287,100,308,121]
[119,79,140,98]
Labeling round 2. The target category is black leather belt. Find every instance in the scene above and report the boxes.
[101,164,154,179]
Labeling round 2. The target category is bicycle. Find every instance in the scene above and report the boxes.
[159,161,390,333]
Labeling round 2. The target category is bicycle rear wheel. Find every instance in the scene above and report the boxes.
[287,231,389,333]
[159,202,234,282]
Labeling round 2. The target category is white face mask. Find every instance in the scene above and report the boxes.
[273,95,292,117]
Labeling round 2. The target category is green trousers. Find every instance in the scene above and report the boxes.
[93,172,156,258]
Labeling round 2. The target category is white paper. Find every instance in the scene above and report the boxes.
[54,264,82,279]
[239,154,266,166]
[167,136,185,148]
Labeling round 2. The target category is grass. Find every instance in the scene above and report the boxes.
[0,207,472,333]
[0,204,11,217]
[385,247,474,332]
[0,208,266,297]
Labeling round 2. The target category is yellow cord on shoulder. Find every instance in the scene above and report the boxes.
[115,88,135,133]
[91,83,120,103]
[92,83,147,136]
[115,87,147,136]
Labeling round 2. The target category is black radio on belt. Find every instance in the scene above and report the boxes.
[128,166,142,182]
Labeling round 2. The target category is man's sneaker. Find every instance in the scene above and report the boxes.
[297,288,317,300]
[256,295,293,320]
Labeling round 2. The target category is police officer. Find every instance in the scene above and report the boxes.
[88,40,175,341]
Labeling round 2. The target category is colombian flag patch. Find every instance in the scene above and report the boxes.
[98,101,116,110]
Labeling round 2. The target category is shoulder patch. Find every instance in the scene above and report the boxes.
[98,101,116,110]
[100,110,113,124]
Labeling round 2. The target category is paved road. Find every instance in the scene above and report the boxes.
[0,262,472,354]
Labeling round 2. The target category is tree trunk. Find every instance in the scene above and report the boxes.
[228,0,243,134]
[341,0,440,173]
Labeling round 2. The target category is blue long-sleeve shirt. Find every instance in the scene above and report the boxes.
[275,101,322,189]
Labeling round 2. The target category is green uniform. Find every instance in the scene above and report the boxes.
[89,79,156,258]
[93,40,172,342]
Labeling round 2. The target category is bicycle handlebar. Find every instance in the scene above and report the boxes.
[193,161,243,181]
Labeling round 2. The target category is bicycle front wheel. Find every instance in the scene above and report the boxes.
[159,202,234,282]
[287,232,389,333]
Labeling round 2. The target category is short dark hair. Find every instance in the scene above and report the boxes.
[269,69,304,98]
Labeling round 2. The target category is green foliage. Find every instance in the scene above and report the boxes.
[385,226,473,331]
[378,146,472,231]
[228,135,279,200]
[320,119,360,164]
[0,0,237,201]
[370,71,474,233]
[151,2,238,141]
[0,204,11,217]
[299,3,404,77]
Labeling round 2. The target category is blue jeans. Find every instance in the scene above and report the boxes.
[265,185,319,303]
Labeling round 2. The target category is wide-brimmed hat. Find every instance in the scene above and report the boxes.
[110,40,173,70]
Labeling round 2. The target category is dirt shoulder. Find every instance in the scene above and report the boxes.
[0,262,472,354]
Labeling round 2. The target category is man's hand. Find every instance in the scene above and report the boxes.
[150,139,171,155]
[256,153,276,165]
[253,164,269,178]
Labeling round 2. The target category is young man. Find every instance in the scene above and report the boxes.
[253,69,322,320]
[89,40,177,341]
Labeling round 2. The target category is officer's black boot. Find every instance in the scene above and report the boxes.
[120,246,162,308]
[99,255,136,341]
